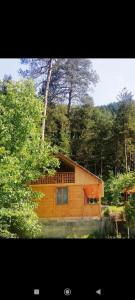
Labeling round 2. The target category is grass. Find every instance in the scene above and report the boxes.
[102,205,124,215]
[108,205,124,213]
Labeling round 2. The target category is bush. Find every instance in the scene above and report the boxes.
[0,204,41,238]
[104,208,110,217]
[0,80,59,238]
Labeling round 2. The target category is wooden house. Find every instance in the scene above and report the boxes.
[30,154,104,219]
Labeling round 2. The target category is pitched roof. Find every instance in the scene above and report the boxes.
[56,153,103,183]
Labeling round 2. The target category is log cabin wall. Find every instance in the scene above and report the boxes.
[31,183,102,218]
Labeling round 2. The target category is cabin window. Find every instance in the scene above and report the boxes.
[87,198,98,204]
[57,187,68,204]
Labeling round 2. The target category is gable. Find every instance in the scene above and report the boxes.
[75,165,99,184]
[56,154,104,197]
[56,153,103,183]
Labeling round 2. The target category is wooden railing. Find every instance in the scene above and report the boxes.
[30,172,75,184]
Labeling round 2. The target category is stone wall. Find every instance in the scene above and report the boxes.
[39,217,102,238]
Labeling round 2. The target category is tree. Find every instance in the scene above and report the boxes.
[20,58,99,117]
[20,59,56,141]
[113,88,135,173]
[70,104,95,168]
[0,74,12,94]
[104,172,135,204]
[59,59,99,115]
[0,79,59,238]
[125,199,135,238]
[41,59,53,142]
[45,104,71,155]
[89,108,114,179]
[70,105,114,179]
[104,171,135,238]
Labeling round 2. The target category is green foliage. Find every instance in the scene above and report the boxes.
[20,62,135,183]
[104,173,117,204]
[112,88,135,173]
[20,59,99,110]
[104,208,110,217]
[70,105,114,179]
[104,172,135,204]
[70,104,96,169]
[125,199,135,227]
[2,65,135,239]
[46,104,71,155]
[43,91,135,181]
[90,108,114,179]
[0,79,59,238]
[0,203,41,238]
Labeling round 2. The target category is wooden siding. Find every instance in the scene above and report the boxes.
[75,166,98,184]
[75,166,104,197]
[31,184,101,218]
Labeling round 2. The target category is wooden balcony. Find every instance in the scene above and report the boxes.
[30,172,75,184]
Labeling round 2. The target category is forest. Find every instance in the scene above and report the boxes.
[1,58,135,238]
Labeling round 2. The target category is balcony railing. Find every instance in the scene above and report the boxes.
[30,172,75,184]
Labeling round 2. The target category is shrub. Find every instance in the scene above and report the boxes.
[0,80,60,238]
[104,208,110,217]
[0,204,41,238]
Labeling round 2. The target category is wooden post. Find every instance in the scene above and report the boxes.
[116,219,119,237]
[127,227,130,239]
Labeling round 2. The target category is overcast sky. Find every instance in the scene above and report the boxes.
[0,58,135,106]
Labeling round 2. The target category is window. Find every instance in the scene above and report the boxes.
[57,187,68,204]
[87,198,98,204]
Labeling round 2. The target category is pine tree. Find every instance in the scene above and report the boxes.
[45,104,71,155]
[60,59,99,115]
[113,88,135,173]
[20,59,56,141]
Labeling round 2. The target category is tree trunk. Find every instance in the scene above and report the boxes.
[129,151,131,171]
[116,220,119,237]
[100,150,103,178]
[41,58,53,142]
[114,161,117,175]
[67,86,72,117]
[124,137,128,172]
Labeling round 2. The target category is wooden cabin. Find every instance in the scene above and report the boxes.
[30,154,104,219]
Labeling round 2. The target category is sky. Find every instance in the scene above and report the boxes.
[91,59,135,105]
[0,59,21,80]
[0,58,135,106]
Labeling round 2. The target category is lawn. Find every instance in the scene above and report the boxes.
[102,205,124,213]
[108,205,124,213]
